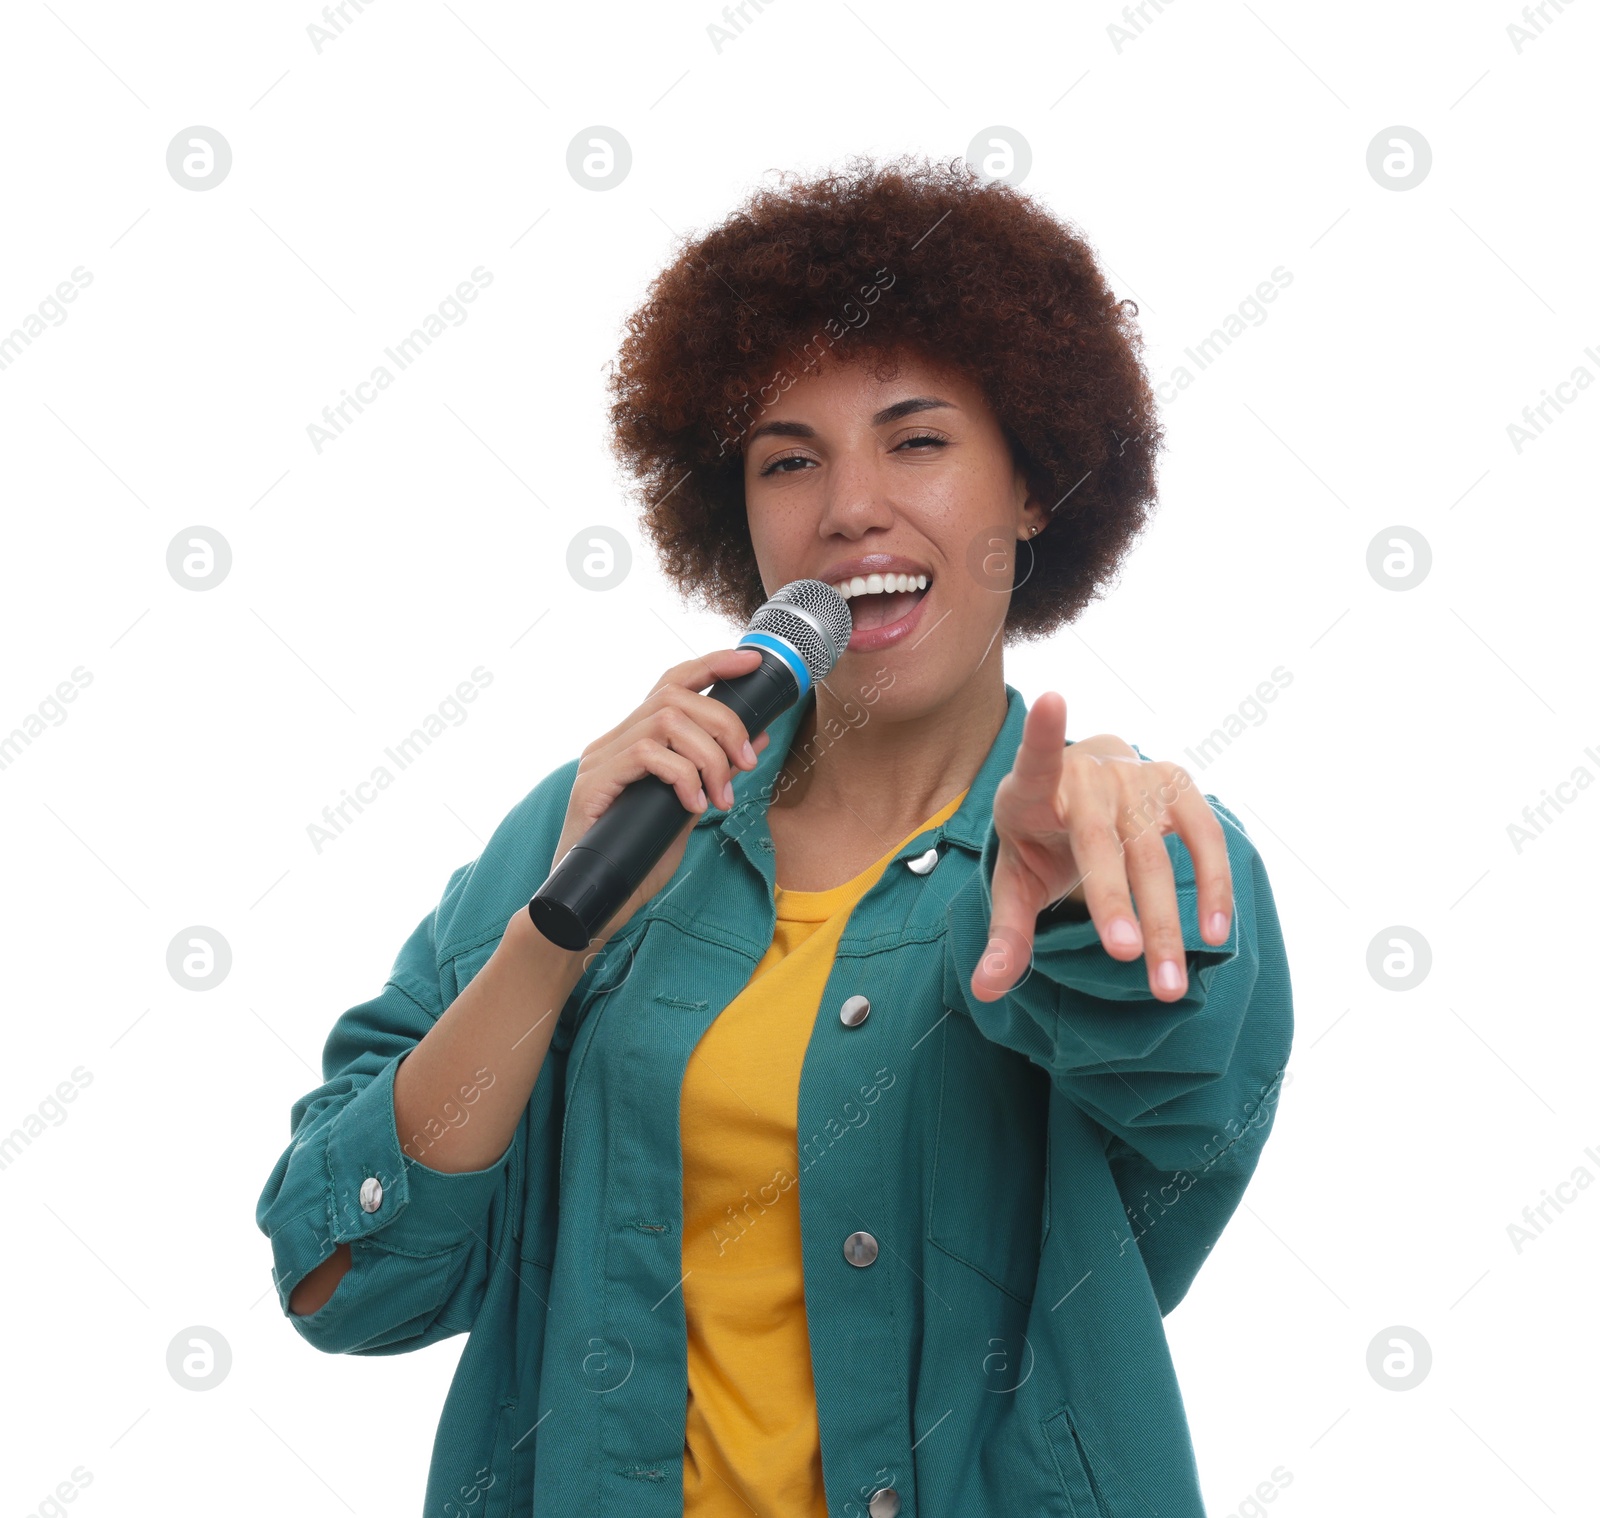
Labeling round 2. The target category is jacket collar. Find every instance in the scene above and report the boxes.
[694,682,1028,857]
[942,683,1026,850]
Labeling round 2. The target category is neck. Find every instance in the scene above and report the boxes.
[772,662,1009,835]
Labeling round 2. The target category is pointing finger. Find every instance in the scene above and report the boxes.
[1008,692,1068,805]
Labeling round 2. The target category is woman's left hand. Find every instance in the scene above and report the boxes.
[972,692,1235,1004]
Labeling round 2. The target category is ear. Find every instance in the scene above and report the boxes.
[1007,457,1049,541]
[1014,486,1049,542]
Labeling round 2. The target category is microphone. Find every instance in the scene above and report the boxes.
[526,579,853,950]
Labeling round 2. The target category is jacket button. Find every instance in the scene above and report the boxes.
[839,995,870,1027]
[843,1231,878,1267]
[907,847,939,875]
[358,1176,383,1214]
[868,1487,900,1517]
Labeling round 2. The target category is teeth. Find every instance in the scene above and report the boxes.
[830,573,931,600]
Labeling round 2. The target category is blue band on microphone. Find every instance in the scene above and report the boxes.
[738,631,811,697]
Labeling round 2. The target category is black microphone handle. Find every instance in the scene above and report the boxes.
[526,653,804,950]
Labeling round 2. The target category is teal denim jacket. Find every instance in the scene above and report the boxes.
[256,684,1294,1518]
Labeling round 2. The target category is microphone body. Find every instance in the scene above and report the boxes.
[526,581,851,951]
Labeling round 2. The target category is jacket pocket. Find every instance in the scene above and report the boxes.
[1042,1401,1109,1518]
[508,1396,540,1517]
[926,1008,1051,1305]
[476,1401,513,1518]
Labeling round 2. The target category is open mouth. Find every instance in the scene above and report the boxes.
[830,571,931,647]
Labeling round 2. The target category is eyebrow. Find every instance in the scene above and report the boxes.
[743,395,957,447]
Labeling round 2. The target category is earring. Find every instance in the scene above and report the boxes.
[1029,524,1041,537]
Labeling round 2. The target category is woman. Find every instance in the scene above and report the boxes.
[258,154,1293,1518]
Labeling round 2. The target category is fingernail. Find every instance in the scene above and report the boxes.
[740,741,757,768]
[1107,917,1140,951]
[1156,959,1185,994]
[1206,911,1230,941]
[695,788,708,811]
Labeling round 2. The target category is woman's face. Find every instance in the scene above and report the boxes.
[740,345,1046,720]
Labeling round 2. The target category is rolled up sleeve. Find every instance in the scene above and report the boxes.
[944,791,1294,1311]
[255,874,517,1355]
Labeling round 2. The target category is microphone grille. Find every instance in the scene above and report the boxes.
[748,579,853,682]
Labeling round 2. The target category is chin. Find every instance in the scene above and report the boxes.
[827,644,984,726]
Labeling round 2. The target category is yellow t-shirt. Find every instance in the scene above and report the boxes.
[680,789,969,1516]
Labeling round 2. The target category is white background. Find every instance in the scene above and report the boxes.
[1,2,1593,1515]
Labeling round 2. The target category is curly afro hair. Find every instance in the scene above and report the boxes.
[605,152,1164,641]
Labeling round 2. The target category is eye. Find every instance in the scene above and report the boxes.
[757,453,815,478]
[755,431,949,478]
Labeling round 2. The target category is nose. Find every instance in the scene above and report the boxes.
[815,447,896,542]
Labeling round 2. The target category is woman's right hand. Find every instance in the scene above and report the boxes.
[550,646,772,945]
